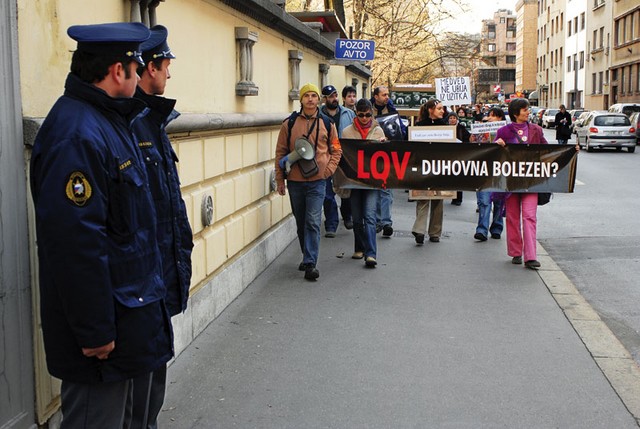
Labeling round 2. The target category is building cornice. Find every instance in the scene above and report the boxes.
[216,0,371,79]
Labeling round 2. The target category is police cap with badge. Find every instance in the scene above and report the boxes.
[140,25,176,64]
[67,22,151,65]
[64,22,151,207]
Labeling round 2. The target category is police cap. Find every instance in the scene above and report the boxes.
[140,25,176,63]
[67,22,151,65]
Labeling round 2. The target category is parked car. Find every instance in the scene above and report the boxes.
[629,112,640,144]
[575,111,636,153]
[532,108,546,125]
[608,103,640,117]
[529,106,544,123]
[572,111,591,134]
[541,108,560,128]
[568,109,586,132]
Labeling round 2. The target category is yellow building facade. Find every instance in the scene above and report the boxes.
[16,0,370,425]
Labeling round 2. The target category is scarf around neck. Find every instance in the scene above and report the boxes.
[353,117,373,140]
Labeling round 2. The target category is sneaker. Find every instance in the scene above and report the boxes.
[351,251,364,259]
[412,231,425,244]
[511,256,523,265]
[304,265,320,280]
[451,200,462,206]
[474,232,488,242]
[382,225,393,237]
[525,260,541,269]
[429,236,440,243]
[325,231,336,238]
[365,256,377,268]
[298,262,307,271]
[491,233,501,239]
[375,224,383,233]
[344,219,354,230]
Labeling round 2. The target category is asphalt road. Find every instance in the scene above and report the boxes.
[537,126,640,366]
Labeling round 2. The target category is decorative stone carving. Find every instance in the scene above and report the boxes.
[235,27,259,96]
[319,63,330,88]
[351,78,359,88]
[288,50,304,101]
[362,82,369,98]
[148,0,164,27]
[130,0,164,26]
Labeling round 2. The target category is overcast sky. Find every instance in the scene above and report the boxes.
[437,0,518,34]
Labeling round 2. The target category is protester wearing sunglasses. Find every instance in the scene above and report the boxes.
[340,99,387,268]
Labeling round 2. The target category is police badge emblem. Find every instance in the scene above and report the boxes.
[65,171,92,206]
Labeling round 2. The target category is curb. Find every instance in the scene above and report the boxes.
[537,242,640,426]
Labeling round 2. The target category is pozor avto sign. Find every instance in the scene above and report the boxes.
[333,140,578,193]
[335,39,375,61]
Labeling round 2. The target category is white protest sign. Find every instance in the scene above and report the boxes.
[470,121,507,134]
[435,77,471,106]
[409,126,458,142]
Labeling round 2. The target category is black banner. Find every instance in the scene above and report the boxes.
[333,140,578,193]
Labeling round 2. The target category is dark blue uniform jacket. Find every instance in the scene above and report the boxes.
[133,87,193,317]
[30,73,173,383]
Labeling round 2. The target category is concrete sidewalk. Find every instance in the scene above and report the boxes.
[159,191,640,428]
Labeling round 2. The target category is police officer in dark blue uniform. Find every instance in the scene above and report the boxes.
[127,25,193,429]
[30,22,174,428]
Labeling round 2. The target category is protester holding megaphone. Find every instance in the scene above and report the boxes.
[279,137,315,174]
[275,83,342,281]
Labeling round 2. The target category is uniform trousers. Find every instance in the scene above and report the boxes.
[125,365,167,429]
[60,379,130,429]
[505,193,538,262]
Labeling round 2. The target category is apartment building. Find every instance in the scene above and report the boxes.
[610,0,640,104]
[585,0,612,110]
[564,0,587,109]
[536,0,566,108]
[515,0,538,97]
[477,9,517,102]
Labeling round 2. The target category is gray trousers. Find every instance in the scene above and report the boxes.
[60,379,130,429]
[412,199,443,237]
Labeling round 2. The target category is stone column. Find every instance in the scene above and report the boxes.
[319,63,330,89]
[148,0,163,27]
[139,0,150,26]
[235,27,259,96]
[129,0,142,22]
[288,50,303,101]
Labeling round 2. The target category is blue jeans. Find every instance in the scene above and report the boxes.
[324,178,339,232]
[376,189,393,228]
[288,180,326,266]
[351,189,378,258]
[476,191,504,236]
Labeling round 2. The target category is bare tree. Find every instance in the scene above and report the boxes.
[287,0,478,87]
[349,0,473,86]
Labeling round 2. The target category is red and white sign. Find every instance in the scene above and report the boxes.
[493,84,501,94]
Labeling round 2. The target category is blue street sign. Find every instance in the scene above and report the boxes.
[334,38,375,61]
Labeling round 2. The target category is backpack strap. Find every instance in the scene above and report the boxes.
[286,111,299,148]
[318,112,333,154]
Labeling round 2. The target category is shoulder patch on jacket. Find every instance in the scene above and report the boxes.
[65,171,92,207]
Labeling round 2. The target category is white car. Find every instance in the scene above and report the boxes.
[541,109,559,128]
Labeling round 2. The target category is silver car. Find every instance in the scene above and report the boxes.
[576,112,636,153]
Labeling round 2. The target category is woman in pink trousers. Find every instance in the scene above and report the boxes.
[494,98,547,269]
